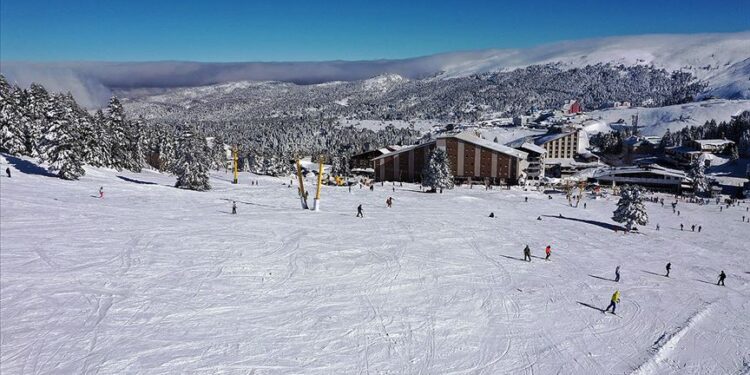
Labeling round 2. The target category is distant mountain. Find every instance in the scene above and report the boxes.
[1,31,749,108]
[120,62,709,124]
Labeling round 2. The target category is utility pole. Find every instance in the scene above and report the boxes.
[232,146,239,184]
[296,159,309,209]
[313,155,325,211]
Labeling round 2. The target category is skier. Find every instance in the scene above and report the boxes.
[691,224,695,232]
[370,185,374,191]
[99,186,104,199]
[489,212,495,218]
[680,223,684,231]
[717,271,726,286]
[5,167,10,178]
[545,245,551,261]
[665,262,671,277]
[615,265,621,282]
[392,186,395,192]
[523,245,532,262]
[584,202,587,209]
[231,201,237,215]
[677,210,681,216]
[525,197,528,203]
[386,197,393,208]
[604,290,621,314]
[356,204,364,218]
[656,224,660,231]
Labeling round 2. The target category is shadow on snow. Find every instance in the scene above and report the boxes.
[117,175,158,185]
[543,215,628,232]
[2,154,57,178]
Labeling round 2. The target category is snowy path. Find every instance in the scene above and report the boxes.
[1,155,748,374]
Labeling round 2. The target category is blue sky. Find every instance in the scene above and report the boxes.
[1,0,748,62]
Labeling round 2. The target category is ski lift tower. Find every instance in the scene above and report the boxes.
[232,145,239,184]
[312,155,325,211]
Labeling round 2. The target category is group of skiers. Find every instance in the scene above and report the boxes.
[601,262,727,314]
[517,242,729,315]
[522,244,553,262]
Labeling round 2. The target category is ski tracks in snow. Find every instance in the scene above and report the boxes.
[630,302,712,375]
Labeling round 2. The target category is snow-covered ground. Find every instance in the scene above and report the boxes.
[1,154,749,374]
[588,99,750,136]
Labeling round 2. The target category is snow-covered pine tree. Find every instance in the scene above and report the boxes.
[88,109,112,167]
[173,128,212,191]
[688,154,709,196]
[740,130,750,158]
[422,148,454,192]
[38,93,86,179]
[104,97,137,170]
[341,155,351,176]
[209,136,228,171]
[612,185,648,231]
[0,76,28,155]
[728,143,739,161]
[245,152,264,174]
[330,155,345,177]
[25,83,50,157]
[126,117,144,172]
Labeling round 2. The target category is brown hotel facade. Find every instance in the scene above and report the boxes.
[372,132,529,185]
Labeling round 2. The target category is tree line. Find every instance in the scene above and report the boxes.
[0,75,222,190]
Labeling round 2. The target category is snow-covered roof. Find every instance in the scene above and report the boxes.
[517,142,547,155]
[534,132,575,145]
[371,142,435,161]
[694,139,735,146]
[376,145,403,154]
[440,132,528,159]
[593,164,691,181]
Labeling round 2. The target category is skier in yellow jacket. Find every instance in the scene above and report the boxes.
[604,290,620,314]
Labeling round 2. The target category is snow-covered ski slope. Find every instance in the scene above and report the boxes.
[1,155,748,374]
[587,99,750,136]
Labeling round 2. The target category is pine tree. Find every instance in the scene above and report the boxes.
[89,109,112,167]
[688,154,709,196]
[38,93,86,179]
[422,148,454,192]
[209,136,228,171]
[728,143,739,161]
[25,83,50,156]
[0,76,27,154]
[105,97,139,170]
[739,130,750,158]
[173,129,212,191]
[126,117,144,172]
[612,185,648,231]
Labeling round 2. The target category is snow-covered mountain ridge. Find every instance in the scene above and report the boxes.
[433,31,750,99]
[2,31,748,108]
